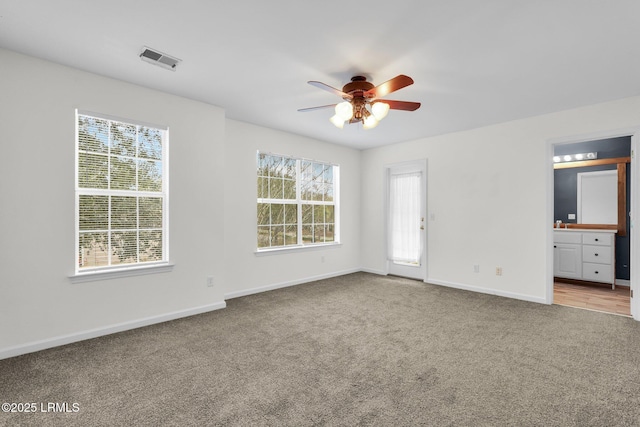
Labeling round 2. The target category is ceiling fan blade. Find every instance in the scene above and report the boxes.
[308,81,352,99]
[298,104,337,112]
[365,75,414,98]
[381,100,421,111]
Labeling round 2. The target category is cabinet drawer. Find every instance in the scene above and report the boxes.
[582,263,613,283]
[582,245,612,264]
[582,232,612,246]
[554,231,582,244]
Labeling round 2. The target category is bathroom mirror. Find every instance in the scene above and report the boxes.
[577,170,617,224]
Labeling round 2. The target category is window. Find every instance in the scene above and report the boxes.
[75,111,168,273]
[257,152,339,250]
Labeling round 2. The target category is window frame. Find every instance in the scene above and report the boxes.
[72,110,171,280]
[256,151,340,253]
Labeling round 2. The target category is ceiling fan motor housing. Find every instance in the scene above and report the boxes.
[342,76,375,98]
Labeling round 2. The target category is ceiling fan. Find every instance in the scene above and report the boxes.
[299,74,421,129]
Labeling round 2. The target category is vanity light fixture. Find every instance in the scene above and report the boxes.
[553,152,598,163]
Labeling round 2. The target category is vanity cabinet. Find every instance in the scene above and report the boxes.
[553,230,616,289]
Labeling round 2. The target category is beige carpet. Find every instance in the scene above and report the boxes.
[1,272,640,426]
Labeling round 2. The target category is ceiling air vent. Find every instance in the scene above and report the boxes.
[139,47,181,71]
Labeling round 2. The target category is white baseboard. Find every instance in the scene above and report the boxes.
[0,301,226,361]
[224,268,361,300]
[426,278,548,305]
[359,267,387,276]
[616,279,631,287]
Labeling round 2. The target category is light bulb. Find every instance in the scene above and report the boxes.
[335,101,353,121]
[371,102,390,120]
[553,156,561,163]
[362,115,379,130]
[329,114,345,129]
[563,155,572,162]
[575,153,584,160]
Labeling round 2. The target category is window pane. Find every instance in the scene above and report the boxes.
[285,225,297,245]
[323,166,333,184]
[283,158,296,179]
[110,156,136,190]
[302,225,313,243]
[78,232,109,268]
[301,180,313,200]
[78,116,108,154]
[283,179,296,199]
[269,156,282,177]
[257,203,270,226]
[111,196,137,230]
[271,203,284,225]
[314,224,325,242]
[110,122,136,157]
[325,205,334,223]
[78,153,108,189]
[257,176,267,199]
[324,183,334,202]
[79,195,108,230]
[257,153,269,177]
[301,204,313,224]
[325,224,335,242]
[313,163,324,182]
[313,205,325,224]
[138,159,162,192]
[284,204,297,225]
[111,231,138,265]
[139,230,162,262]
[138,128,162,160]
[270,177,283,199]
[257,226,270,248]
[271,225,285,246]
[139,197,162,229]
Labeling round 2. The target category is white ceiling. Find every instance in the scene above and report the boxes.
[2,0,640,149]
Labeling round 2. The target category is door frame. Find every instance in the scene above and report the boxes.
[385,159,428,281]
[547,128,638,320]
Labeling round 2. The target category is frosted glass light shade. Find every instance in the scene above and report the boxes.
[371,102,390,120]
[329,114,345,129]
[362,115,378,130]
[335,101,354,121]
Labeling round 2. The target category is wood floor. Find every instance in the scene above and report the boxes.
[554,281,631,316]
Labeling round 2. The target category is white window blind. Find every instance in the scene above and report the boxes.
[257,152,339,250]
[75,111,168,272]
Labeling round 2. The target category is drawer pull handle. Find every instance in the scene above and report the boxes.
[595,253,598,256]
[595,271,599,274]
[595,238,599,242]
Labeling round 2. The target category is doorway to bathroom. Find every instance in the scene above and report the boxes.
[551,134,634,317]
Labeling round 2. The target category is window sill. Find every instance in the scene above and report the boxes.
[69,263,175,284]
[255,242,342,256]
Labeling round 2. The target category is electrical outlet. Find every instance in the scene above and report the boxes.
[473,264,480,273]
[206,276,214,287]
[495,267,503,276]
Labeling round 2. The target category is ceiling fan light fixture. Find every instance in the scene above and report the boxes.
[371,102,390,120]
[329,114,345,129]
[335,101,354,121]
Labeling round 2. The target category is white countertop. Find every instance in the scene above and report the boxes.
[553,227,617,233]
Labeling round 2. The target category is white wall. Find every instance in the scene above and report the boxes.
[361,96,640,303]
[0,48,227,357]
[223,120,361,298]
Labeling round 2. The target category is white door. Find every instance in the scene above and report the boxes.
[387,161,427,280]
